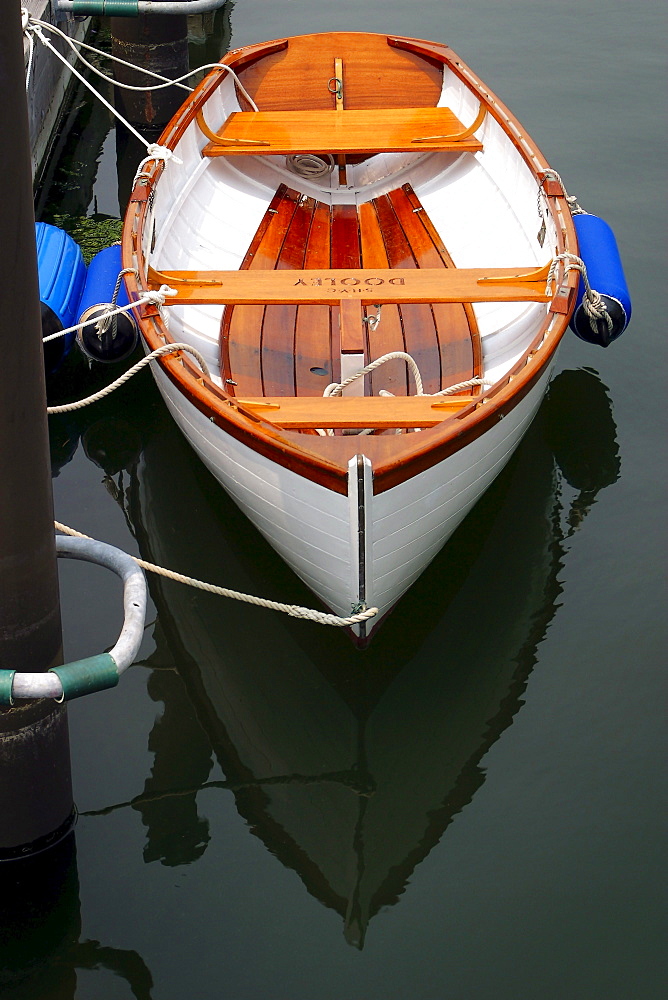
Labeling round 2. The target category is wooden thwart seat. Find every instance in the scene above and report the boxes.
[148,264,552,305]
[234,394,473,429]
[199,107,484,156]
[149,183,553,402]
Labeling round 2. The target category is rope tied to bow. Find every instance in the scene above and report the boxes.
[546,253,613,336]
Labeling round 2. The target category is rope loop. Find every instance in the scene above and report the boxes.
[286,154,335,179]
[145,143,175,161]
[95,268,137,338]
[320,353,489,436]
[42,284,171,345]
[540,168,585,215]
[133,146,182,186]
[324,352,490,404]
[142,284,178,306]
[324,351,424,397]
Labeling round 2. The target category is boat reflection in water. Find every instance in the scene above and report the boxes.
[68,368,619,949]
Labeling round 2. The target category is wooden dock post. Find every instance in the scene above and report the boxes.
[0,3,74,860]
[111,13,189,127]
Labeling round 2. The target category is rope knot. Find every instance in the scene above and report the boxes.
[143,285,177,306]
[133,146,182,187]
[546,253,613,335]
[144,144,181,165]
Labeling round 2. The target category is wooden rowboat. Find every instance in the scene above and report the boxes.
[122,32,579,639]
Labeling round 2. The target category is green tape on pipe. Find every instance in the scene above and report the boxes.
[0,670,16,706]
[50,653,119,701]
[72,0,139,15]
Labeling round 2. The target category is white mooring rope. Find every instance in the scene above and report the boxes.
[22,12,260,155]
[324,351,489,400]
[54,523,378,628]
[46,342,211,414]
[42,284,176,345]
[286,154,335,179]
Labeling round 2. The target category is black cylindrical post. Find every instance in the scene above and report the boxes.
[111,14,189,127]
[0,4,74,858]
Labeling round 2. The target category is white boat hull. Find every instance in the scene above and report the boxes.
[154,363,552,629]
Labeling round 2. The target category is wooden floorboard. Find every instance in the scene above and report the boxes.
[330,204,363,377]
[220,182,479,401]
[295,200,336,395]
[358,200,409,396]
[399,184,481,385]
[222,184,299,395]
[260,194,316,395]
[372,192,443,395]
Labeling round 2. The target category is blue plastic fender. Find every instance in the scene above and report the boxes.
[570,213,631,348]
[35,222,87,373]
[77,244,138,363]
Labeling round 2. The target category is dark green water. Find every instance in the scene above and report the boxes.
[2,2,666,997]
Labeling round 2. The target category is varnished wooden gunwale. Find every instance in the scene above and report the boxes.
[122,32,578,497]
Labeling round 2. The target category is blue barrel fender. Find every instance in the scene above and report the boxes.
[570,213,631,348]
[77,244,138,364]
[35,222,87,374]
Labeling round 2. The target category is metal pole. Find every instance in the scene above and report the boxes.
[0,3,74,859]
[57,0,228,13]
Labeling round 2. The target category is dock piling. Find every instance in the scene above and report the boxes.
[0,3,74,860]
[111,13,189,127]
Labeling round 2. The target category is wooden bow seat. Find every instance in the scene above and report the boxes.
[199,106,485,157]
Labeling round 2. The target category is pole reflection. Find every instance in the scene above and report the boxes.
[0,835,155,999]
